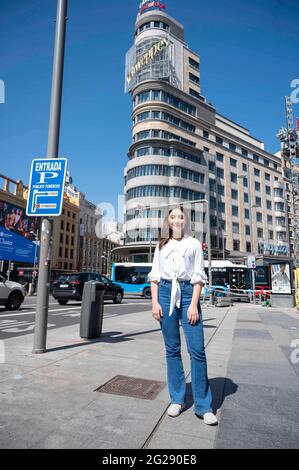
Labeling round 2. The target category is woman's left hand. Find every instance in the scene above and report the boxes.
[187,304,199,325]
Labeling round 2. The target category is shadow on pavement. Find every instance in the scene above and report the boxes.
[185,378,238,413]
[45,328,162,352]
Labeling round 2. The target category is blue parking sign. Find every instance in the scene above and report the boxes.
[26,158,67,217]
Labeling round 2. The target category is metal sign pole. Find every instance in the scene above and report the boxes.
[33,0,68,354]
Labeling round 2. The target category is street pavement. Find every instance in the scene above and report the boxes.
[0,297,298,449]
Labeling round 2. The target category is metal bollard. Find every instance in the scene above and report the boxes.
[80,281,105,339]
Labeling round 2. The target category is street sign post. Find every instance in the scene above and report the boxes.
[26,158,67,217]
[32,0,68,354]
[247,255,256,304]
[248,255,256,269]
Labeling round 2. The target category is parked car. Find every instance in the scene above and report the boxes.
[0,274,26,311]
[52,272,124,305]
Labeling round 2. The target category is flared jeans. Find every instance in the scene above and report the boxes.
[158,278,213,415]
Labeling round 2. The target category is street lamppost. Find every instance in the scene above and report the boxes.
[237,173,258,304]
[30,229,39,295]
[222,231,227,260]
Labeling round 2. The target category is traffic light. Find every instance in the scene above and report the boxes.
[202,243,208,257]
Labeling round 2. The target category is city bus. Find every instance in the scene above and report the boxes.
[111,263,153,298]
[111,260,250,300]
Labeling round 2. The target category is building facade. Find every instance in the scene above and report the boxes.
[123,3,291,262]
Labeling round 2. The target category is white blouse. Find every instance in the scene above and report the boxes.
[147,234,207,316]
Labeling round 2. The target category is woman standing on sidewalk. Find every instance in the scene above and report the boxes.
[148,206,218,425]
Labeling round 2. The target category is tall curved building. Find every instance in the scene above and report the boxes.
[122,1,289,265]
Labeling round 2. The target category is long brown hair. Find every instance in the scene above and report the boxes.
[158,205,191,250]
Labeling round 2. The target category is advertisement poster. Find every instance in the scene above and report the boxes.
[0,200,40,263]
[271,263,291,294]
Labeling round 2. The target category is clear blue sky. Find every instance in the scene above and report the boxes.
[0,0,298,213]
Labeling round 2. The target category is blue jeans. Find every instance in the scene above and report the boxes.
[158,278,213,415]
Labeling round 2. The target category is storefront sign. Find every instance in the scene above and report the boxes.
[126,37,169,87]
[247,255,256,269]
[138,1,166,16]
[258,242,289,256]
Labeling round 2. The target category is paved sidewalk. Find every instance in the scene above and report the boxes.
[0,302,298,449]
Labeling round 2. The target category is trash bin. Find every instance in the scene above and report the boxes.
[80,281,105,339]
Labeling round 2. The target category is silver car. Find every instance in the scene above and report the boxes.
[0,274,25,311]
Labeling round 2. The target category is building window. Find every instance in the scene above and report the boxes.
[255,182,261,192]
[59,247,62,257]
[189,88,200,99]
[245,225,250,235]
[209,161,216,173]
[210,196,216,209]
[216,136,223,145]
[217,168,224,178]
[242,149,248,157]
[264,159,269,166]
[232,205,239,216]
[217,184,224,195]
[189,72,199,84]
[256,197,261,206]
[242,163,247,171]
[246,242,252,252]
[231,189,238,199]
[244,193,249,203]
[218,201,225,213]
[257,228,263,238]
[268,230,274,240]
[230,158,237,168]
[245,209,250,219]
[267,215,273,224]
[229,142,236,152]
[233,223,239,234]
[243,177,248,187]
[216,152,224,162]
[209,179,216,192]
[266,186,271,196]
[256,212,262,222]
[203,130,209,139]
[189,57,199,69]
[204,147,210,152]
[274,188,284,198]
[275,202,284,211]
[266,201,272,210]
[233,240,240,251]
[254,168,260,177]
[60,220,64,229]
[231,172,237,183]
[253,154,260,162]
[265,173,270,181]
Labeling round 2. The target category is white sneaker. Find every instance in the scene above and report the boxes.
[167,403,185,417]
[202,412,218,426]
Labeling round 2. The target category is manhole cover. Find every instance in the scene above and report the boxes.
[95,375,166,400]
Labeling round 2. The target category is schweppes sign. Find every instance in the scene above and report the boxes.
[126,37,169,87]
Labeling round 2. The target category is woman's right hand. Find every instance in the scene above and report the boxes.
[152,302,163,321]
